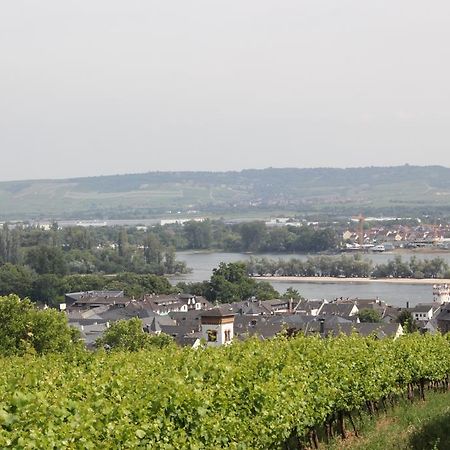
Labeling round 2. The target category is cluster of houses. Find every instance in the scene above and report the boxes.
[343,223,450,249]
[62,284,450,349]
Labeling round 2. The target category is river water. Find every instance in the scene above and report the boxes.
[172,251,450,307]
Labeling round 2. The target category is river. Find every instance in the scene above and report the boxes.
[172,251,450,307]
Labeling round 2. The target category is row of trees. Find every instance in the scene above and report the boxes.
[245,255,450,279]
[0,264,175,306]
[0,224,187,276]
[0,260,283,306]
[0,220,340,287]
[181,220,339,252]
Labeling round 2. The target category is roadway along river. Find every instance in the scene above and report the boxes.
[172,251,450,308]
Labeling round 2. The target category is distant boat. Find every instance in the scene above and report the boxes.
[341,243,385,252]
[341,243,364,252]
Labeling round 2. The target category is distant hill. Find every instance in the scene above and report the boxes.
[2,165,450,220]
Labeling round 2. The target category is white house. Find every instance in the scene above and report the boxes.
[410,303,437,322]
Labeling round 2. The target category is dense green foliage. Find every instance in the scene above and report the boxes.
[0,224,187,276]
[0,333,449,448]
[397,310,420,333]
[246,255,450,279]
[177,262,280,302]
[0,295,80,356]
[197,221,339,253]
[357,308,382,323]
[0,266,175,306]
[176,220,339,253]
[96,318,174,351]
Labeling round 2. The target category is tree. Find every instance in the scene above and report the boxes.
[0,295,80,356]
[184,220,212,249]
[31,274,67,306]
[0,224,21,264]
[176,281,210,297]
[357,308,382,323]
[25,245,68,275]
[105,273,175,299]
[0,263,35,298]
[163,246,177,274]
[96,318,174,351]
[118,228,130,259]
[64,274,106,293]
[0,223,10,263]
[397,310,418,333]
[63,226,93,250]
[253,281,279,300]
[208,262,280,303]
[281,287,304,300]
[239,222,266,252]
[144,232,163,266]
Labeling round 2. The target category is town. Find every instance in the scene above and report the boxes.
[65,283,450,349]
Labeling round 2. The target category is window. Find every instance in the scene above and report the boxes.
[207,330,217,342]
[224,330,231,342]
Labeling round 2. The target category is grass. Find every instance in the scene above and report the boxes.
[324,390,450,450]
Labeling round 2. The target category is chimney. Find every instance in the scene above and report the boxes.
[319,318,325,335]
[406,301,410,309]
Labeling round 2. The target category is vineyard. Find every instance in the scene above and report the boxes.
[1,333,450,449]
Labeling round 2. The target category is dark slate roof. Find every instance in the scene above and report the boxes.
[143,315,176,332]
[68,318,108,326]
[294,299,324,314]
[200,307,235,317]
[410,303,437,313]
[227,300,271,316]
[320,303,356,317]
[97,303,155,322]
[347,298,386,308]
[327,323,401,339]
[72,322,109,347]
[382,306,403,320]
[233,316,284,339]
[67,305,109,320]
[435,305,450,322]
[160,324,200,337]
[260,299,291,310]
[175,333,202,347]
[169,310,204,329]
[73,296,131,307]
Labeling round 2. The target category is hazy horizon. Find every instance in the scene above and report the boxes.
[2,1,450,181]
[1,163,449,184]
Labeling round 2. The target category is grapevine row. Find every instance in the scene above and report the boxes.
[0,333,449,449]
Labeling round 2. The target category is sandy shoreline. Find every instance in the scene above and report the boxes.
[254,276,450,285]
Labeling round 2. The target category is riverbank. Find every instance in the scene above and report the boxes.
[254,276,450,285]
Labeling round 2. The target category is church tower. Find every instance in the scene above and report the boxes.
[200,308,235,347]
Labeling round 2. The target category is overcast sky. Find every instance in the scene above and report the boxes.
[1,1,450,181]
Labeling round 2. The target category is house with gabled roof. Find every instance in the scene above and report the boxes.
[328,322,403,339]
[141,294,211,315]
[410,303,439,322]
[320,302,358,317]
